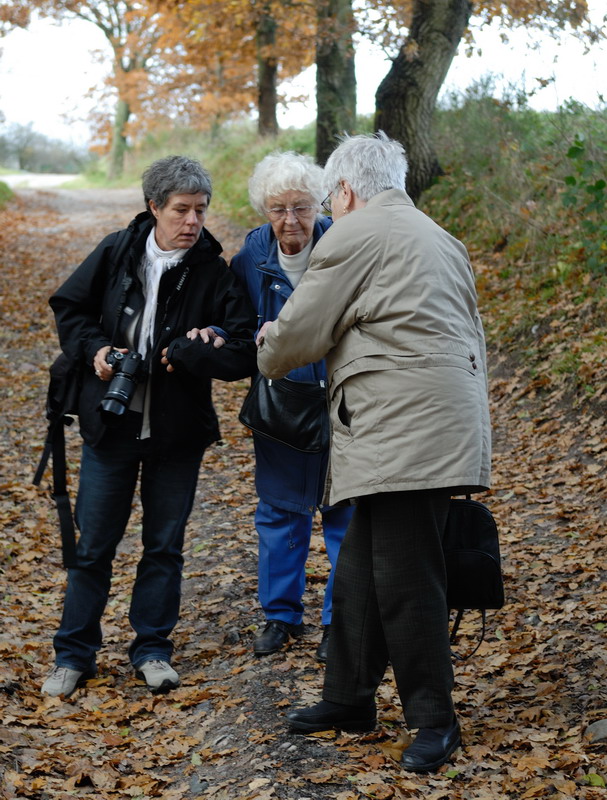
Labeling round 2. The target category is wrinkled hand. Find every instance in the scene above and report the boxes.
[94,345,127,381]
[186,327,226,349]
[256,321,273,347]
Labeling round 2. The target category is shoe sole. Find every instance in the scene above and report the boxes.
[288,718,376,734]
[400,736,461,773]
[135,673,179,694]
[71,671,96,696]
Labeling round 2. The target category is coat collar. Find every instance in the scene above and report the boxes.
[365,188,415,209]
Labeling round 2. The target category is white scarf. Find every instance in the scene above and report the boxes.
[137,229,187,359]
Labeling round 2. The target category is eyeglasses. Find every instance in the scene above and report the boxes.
[266,205,316,221]
[321,194,332,213]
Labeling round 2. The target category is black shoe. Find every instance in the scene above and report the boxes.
[286,699,376,733]
[400,717,461,773]
[254,620,303,656]
[316,625,330,662]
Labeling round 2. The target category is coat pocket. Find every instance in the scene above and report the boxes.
[330,382,354,441]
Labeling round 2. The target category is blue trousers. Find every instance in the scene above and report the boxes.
[53,421,203,671]
[255,499,353,626]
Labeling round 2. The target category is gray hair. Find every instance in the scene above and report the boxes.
[248,151,324,217]
[323,131,408,202]
[142,155,213,212]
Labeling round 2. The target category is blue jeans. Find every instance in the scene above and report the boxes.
[53,419,203,671]
[255,500,353,626]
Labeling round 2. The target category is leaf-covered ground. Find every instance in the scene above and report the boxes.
[1,187,606,799]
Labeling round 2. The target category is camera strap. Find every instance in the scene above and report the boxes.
[109,274,134,349]
[158,264,190,321]
[153,264,191,356]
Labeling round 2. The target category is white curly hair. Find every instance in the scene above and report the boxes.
[248,151,325,217]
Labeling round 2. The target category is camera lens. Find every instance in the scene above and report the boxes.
[98,351,144,421]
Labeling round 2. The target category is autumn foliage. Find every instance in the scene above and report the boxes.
[1,0,599,165]
[1,161,606,799]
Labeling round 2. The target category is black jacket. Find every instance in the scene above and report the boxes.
[49,211,257,454]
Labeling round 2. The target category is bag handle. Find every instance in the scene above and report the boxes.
[450,608,486,661]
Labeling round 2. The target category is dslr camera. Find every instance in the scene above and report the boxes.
[98,350,145,419]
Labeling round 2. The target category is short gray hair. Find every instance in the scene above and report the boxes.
[248,151,324,217]
[323,131,408,202]
[142,155,213,212]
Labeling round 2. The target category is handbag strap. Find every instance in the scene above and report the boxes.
[450,608,486,661]
[259,270,275,326]
[51,424,78,569]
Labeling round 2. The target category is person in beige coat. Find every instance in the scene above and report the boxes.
[256,132,491,773]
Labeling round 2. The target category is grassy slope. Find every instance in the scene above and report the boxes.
[421,98,607,420]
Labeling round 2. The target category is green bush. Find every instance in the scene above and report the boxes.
[562,134,607,273]
[0,180,13,209]
[422,84,607,275]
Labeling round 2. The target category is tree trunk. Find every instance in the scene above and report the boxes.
[375,0,472,202]
[257,11,278,137]
[107,97,130,180]
[315,0,356,165]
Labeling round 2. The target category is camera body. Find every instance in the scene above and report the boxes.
[98,350,145,420]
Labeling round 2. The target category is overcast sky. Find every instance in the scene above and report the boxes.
[0,5,605,146]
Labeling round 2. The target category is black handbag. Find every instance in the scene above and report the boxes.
[238,371,330,453]
[443,496,504,658]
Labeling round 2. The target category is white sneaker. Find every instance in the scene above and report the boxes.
[136,659,180,693]
[41,666,88,697]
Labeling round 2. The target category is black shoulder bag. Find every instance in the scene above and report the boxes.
[238,272,330,454]
[239,371,330,453]
[443,495,505,659]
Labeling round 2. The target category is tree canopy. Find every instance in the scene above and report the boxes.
[0,0,602,185]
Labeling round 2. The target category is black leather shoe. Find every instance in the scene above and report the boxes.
[400,717,461,773]
[286,699,376,733]
[316,625,330,662]
[254,620,303,656]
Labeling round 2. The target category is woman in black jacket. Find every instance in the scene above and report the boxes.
[42,155,257,698]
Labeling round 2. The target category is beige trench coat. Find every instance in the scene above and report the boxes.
[257,189,491,506]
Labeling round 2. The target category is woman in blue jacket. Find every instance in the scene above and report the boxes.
[231,152,353,661]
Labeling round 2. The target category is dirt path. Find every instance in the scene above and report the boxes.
[1,187,606,800]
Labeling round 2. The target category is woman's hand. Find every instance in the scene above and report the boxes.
[161,347,174,372]
[256,321,273,347]
[93,346,128,381]
[186,327,226,349]
[162,327,227,373]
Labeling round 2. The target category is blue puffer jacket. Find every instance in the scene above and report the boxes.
[231,217,333,514]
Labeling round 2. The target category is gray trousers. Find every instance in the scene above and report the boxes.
[322,489,455,729]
